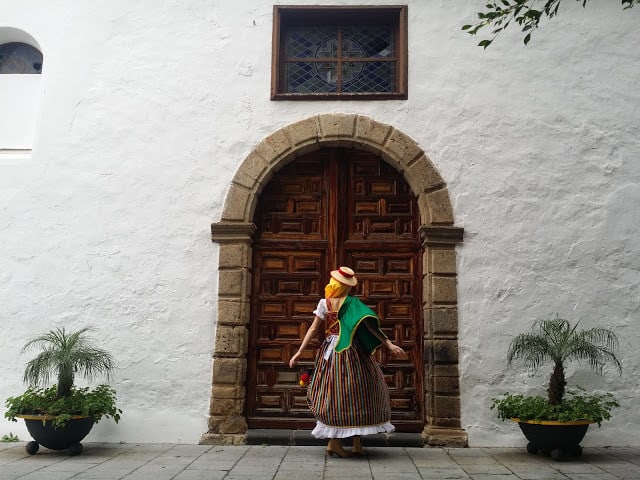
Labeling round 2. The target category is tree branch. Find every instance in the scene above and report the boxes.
[462,0,636,48]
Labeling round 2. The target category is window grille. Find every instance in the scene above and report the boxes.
[272,6,407,100]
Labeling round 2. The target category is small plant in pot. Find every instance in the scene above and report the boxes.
[4,327,122,455]
[491,316,621,461]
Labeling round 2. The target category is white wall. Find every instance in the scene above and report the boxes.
[0,75,41,149]
[0,0,638,446]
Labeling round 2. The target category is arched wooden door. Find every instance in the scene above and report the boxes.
[247,147,423,432]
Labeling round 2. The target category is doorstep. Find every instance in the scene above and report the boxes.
[246,429,424,447]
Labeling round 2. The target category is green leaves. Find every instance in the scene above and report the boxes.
[0,433,20,442]
[4,384,122,429]
[21,327,115,399]
[491,391,620,426]
[505,316,621,405]
[463,0,636,48]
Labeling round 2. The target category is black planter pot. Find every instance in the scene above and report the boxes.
[513,418,592,461]
[18,415,95,455]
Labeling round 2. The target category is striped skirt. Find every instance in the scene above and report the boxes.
[307,335,394,438]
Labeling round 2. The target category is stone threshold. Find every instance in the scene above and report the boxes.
[246,429,425,447]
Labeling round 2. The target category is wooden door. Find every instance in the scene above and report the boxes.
[247,147,423,431]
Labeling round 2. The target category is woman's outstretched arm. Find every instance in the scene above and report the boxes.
[289,315,323,367]
[363,318,406,356]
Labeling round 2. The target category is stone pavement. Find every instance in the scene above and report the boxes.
[1,442,640,480]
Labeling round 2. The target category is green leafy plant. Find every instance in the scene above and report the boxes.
[4,327,121,428]
[492,390,619,426]
[22,327,115,399]
[493,316,621,423]
[5,385,121,429]
[463,0,636,48]
[1,432,20,442]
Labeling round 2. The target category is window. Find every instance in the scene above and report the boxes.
[0,42,43,74]
[0,30,43,156]
[271,6,407,100]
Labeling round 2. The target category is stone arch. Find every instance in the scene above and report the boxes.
[206,113,466,446]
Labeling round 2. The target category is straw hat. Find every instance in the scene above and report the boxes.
[330,266,357,287]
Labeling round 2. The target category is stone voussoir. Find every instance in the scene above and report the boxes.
[355,115,392,146]
[221,183,253,222]
[233,151,270,189]
[384,128,423,167]
[405,155,445,194]
[265,128,294,158]
[426,188,455,225]
[318,113,356,140]
[283,117,320,147]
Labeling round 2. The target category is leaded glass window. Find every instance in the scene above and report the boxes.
[272,6,407,100]
[0,42,42,74]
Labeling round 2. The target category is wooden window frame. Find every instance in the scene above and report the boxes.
[271,5,408,101]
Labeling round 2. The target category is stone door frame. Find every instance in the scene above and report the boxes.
[205,113,467,447]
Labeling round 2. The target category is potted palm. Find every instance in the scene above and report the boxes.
[4,327,121,455]
[492,316,621,461]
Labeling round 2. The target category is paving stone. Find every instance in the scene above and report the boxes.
[324,475,374,480]
[225,476,278,480]
[563,474,621,480]
[173,470,229,480]
[186,460,235,470]
[80,467,137,478]
[0,464,43,477]
[38,461,104,473]
[228,465,280,476]
[370,465,419,474]
[461,463,513,474]
[508,466,570,479]
[277,460,325,471]
[417,467,471,479]
[17,471,79,480]
[2,443,640,479]
[370,474,423,479]
[274,473,330,480]
[411,457,461,468]
[467,475,520,480]
[597,465,640,479]
[553,463,611,474]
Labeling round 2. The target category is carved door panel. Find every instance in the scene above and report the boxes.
[343,152,423,429]
[247,148,423,431]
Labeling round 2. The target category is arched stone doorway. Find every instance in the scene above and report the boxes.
[205,114,466,447]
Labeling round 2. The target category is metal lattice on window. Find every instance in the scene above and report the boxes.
[272,6,407,100]
[0,42,42,74]
[283,25,395,94]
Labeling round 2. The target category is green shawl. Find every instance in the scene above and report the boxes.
[334,296,387,354]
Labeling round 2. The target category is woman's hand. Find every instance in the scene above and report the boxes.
[289,351,302,368]
[385,339,406,357]
[288,316,322,368]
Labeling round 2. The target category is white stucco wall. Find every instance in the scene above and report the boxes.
[0,75,41,149]
[0,1,638,446]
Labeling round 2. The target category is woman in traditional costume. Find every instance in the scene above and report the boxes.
[289,267,405,458]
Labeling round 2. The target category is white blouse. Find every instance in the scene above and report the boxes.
[313,298,328,320]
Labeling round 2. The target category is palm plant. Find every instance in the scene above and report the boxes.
[22,327,115,399]
[507,316,622,405]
